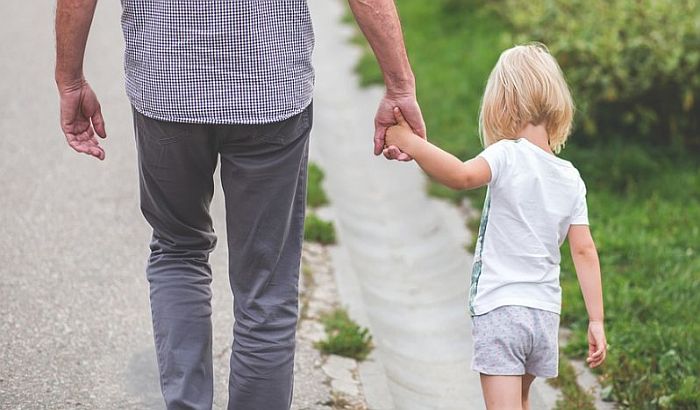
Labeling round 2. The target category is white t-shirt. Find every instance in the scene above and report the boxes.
[468,138,589,316]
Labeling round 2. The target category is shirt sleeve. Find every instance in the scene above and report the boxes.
[477,140,513,186]
[570,179,589,225]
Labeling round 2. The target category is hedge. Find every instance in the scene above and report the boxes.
[494,0,700,150]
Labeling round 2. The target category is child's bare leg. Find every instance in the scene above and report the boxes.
[521,374,536,410]
[480,374,522,410]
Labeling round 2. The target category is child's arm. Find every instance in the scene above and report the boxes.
[385,108,491,190]
[568,224,607,368]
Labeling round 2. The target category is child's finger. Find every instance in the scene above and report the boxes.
[393,107,408,126]
[387,146,401,159]
[382,147,392,159]
[589,346,604,360]
[396,152,413,161]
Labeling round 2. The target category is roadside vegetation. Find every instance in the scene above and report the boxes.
[305,163,337,245]
[307,163,330,208]
[303,163,373,362]
[304,213,337,245]
[316,308,373,361]
[347,0,700,408]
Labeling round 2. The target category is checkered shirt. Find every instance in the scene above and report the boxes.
[120,0,315,124]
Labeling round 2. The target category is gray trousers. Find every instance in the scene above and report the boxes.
[133,104,311,410]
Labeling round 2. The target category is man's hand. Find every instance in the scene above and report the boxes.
[347,0,424,162]
[58,80,107,160]
[586,320,607,368]
[374,93,426,161]
[56,0,102,159]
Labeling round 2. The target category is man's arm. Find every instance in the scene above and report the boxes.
[55,0,106,160]
[347,0,425,161]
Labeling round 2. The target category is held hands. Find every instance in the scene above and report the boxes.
[58,80,107,160]
[374,93,426,161]
[586,320,607,368]
[385,107,421,155]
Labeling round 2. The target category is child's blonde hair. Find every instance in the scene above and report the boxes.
[479,42,574,154]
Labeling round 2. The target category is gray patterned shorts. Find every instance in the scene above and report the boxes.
[471,305,560,378]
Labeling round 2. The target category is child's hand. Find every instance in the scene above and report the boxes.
[586,320,607,368]
[385,107,421,153]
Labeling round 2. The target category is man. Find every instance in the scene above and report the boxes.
[55,0,424,408]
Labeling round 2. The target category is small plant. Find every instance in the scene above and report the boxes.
[548,355,596,410]
[304,213,337,245]
[307,163,330,208]
[316,308,373,361]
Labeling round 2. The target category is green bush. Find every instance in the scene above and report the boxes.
[304,213,337,245]
[495,0,700,150]
[307,162,329,208]
[316,308,373,361]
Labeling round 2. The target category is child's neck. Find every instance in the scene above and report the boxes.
[518,123,553,155]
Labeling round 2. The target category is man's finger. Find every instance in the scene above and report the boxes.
[92,108,107,139]
[374,125,386,156]
[393,107,408,126]
[93,147,105,160]
[85,144,105,160]
[414,121,427,139]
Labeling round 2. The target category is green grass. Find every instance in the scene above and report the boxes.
[304,213,337,245]
[304,162,336,245]
[307,162,330,208]
[316,308,373,361]
[347,1,700,408]
[558,148,700,408]
[548,356,596,410]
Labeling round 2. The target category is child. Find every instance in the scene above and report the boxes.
[385,43,607,410]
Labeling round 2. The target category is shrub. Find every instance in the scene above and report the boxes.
[316,308,373,361]
[495,0,700,150]
[304,213,337,245]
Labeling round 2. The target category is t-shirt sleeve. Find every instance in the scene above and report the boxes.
[477,141,512,185]
[570,179,589,225]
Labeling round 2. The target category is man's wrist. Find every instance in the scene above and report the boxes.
[385,73,416,97]
[55,74,85,93]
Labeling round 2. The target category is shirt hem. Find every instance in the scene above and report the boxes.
[128,95,313,125]
[471,298,561,316]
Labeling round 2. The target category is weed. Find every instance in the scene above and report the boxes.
[308,162,330,208]
[304,213,337,245]
[316,308,373,361]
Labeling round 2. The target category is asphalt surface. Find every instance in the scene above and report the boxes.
[0,0,557,408]
[0,1,232,408]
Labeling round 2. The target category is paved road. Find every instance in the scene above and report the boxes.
[0,0,556,408]
[1,1,232,408]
